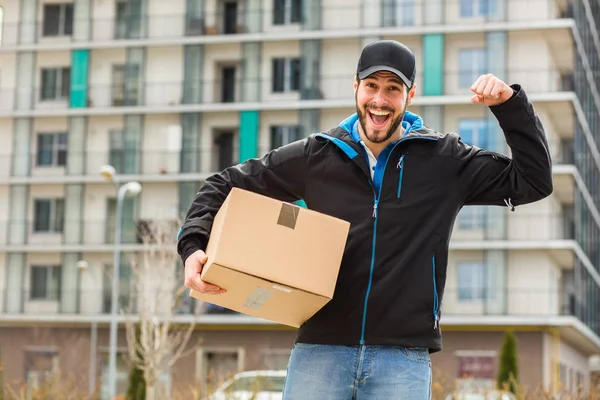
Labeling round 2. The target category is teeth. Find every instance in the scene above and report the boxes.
[369,110,390,116]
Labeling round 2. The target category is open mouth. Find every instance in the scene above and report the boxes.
[368,109,392,129]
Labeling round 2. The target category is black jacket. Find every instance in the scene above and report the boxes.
[177,84,553,352]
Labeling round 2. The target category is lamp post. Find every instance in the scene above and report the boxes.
[100,165,142,400]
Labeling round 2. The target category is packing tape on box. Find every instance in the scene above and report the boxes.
[243,287,275,310]
[277,203,299,229]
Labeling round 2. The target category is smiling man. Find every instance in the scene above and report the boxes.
[178,40,553,399]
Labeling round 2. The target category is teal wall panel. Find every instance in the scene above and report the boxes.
[239,110,259,162]
[70,50,89,108]
[423,34,444,96]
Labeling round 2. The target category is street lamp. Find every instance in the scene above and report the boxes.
[100,164,142,400]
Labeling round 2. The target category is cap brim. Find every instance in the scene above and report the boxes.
[358,66,412,88]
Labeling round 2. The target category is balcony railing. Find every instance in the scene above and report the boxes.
[0,212,577,248]
[0,68,575,114]
[440,287,576,317]
[0,287,580,323]
[0,0,572,46]
[0,137,572,180]
[0,289,239,317]
[452,212,575,241]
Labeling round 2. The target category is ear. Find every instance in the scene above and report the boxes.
[407,84,417,105]
[353,77,359,95]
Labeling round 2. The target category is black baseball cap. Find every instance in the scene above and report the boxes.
[356,40,416,88]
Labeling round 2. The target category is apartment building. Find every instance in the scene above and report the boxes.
[0,0,598,398]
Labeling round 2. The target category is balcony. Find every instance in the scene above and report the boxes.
[0,68,575,116]
[0,137,572,183]
[443,69,574,96]
[0,288,239,318]
[441,287,575,318]
[0,286,583,327]
[3,150,210,181]
[2,219,178,249]
[0,0,572,48]
[452,211,575,242]
[0,210,576,253]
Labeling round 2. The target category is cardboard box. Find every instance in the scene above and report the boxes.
[189,188,351,328]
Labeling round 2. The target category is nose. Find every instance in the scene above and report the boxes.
[370,89,389,108]
[373,88,387,106]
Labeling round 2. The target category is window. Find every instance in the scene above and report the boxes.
[102,263,134,313]
[458,205,484,230]
[112,64,141,106]
[213,131,235,171]
[33,199,65,233]
[273,0,302,25]
[457,262,485,301]
[30,266,61,300]
[42,4,74,36]
[460,0,495,17]
[24,348,59,393]
[458,49,485,88]
[115,0,142,39]
[458,119,491,149]
[199,349,241,392]
[109,130,138,174]
[36,132,67,167]
[223,1,238,34]
[272,58,301,92]
[220,66,236,103]
[40,67,70,101]
[106,197,137,244]
[458,119,490,230]
[270,125,302,150]
[382,0,415,26]
[100,350,129,398]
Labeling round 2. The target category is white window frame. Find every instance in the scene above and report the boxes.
[33,198,65,233]
[40,67,70,101]
[457,262,485,301]
[36,132,67,167]
[458,48,486,88]
[273,0,302,25]
[42,3,74,37]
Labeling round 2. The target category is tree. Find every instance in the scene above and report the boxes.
[125,326,146,400]
[122,218,197,400]
[497,331,519,394]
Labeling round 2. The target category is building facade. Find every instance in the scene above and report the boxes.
[0,0,599,398]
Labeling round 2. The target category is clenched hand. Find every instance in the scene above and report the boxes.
[184,250,226,295]
[470,74,515,107]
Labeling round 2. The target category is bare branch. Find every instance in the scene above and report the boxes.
[122,217,199,400]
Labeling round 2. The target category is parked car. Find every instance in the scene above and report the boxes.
[445,390,516,400]
[209,370,287,400]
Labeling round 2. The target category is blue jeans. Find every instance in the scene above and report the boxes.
[282,343,432,400]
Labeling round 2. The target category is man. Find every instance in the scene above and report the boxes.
[178,40,553,399]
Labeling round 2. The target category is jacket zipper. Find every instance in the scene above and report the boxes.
[432,255,439,330]
[342,134,438,345]
[396,154,405,199]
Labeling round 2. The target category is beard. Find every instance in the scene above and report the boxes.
[355,94,407,144]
